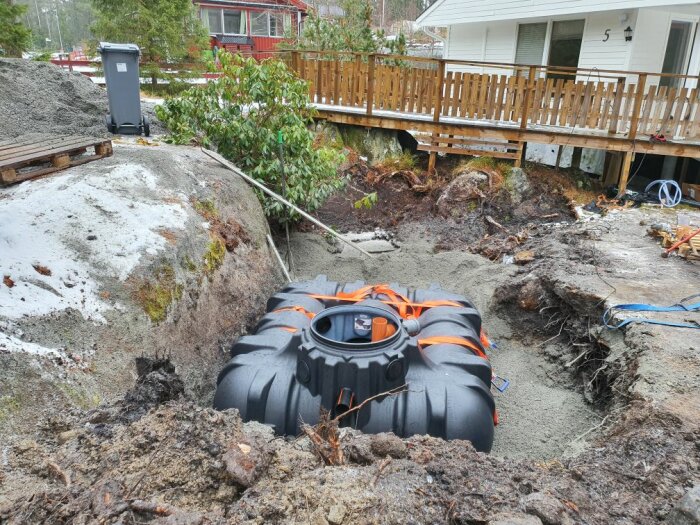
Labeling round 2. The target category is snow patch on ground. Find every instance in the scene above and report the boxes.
[0,162,189,323]
[0,331,63,356]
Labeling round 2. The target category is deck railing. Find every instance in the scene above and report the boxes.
[287,51,700,141]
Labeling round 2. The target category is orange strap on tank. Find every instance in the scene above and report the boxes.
[480,329,491,349]
[272,306,316,319]
[418,336,488,360]
[279,326,299,333]
[308,284,463,320]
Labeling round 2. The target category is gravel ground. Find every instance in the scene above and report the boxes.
[0,59,167,140]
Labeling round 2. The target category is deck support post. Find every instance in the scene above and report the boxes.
[618,151,634,195]
[603,152,623,187]
[516,142,526,168]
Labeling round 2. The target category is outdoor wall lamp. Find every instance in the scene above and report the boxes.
[624,26,633,41]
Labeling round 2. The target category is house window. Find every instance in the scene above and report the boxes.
[249,11,291,37]
[202,7,223,34]
[224,10,246,35]
[201,8,247,35]
[269,12,291,37]
[251,11,268,36]
[548,19,585,76]
[515,23,547,67]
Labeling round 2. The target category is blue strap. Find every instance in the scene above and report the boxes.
[604,295,700,330]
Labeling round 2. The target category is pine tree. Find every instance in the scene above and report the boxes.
[0,0,32,57]
[91,0,208,84]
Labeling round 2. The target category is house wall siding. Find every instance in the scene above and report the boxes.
[577,12,634,73]
[418,0,697,27]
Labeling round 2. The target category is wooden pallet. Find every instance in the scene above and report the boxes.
[0,135,113,185]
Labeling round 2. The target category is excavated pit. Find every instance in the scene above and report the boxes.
[285,227,622,460]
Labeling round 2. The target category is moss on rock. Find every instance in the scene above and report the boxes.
[134,266,184,323]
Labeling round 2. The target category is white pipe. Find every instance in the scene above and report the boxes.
[201,148,374,258]
[267,235,292,282]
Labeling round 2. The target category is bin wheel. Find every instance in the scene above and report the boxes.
[142,116,151,137]
[105,114,116,134]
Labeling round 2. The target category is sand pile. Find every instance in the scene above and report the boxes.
[0,59,110,139]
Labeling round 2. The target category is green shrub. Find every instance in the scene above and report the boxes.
[156,52,344,221]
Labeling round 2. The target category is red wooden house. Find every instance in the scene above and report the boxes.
[194,0,308,60]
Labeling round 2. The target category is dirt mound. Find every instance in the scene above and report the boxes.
[1,388,695,524]
[0,59,109,139]
[311,157,585,261]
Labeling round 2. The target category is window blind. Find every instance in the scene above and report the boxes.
[515,22,547,66]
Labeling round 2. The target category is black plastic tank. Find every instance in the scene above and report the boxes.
[213,276,496,452]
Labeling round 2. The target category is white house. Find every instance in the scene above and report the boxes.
[416,1,700,176]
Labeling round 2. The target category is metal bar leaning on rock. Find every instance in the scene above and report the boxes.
[201,148,374,258]
[267,234,292,283]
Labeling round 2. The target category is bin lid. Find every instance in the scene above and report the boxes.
[98,42,140,55]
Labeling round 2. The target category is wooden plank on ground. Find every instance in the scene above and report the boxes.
[0,138,110,168]
[0,136,98,161]
[0,137,113,185]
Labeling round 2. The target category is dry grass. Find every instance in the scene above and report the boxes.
[157,229,179,245]
[375,152,418,172]
[524,164,599,204]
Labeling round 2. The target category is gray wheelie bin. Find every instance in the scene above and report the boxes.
[98,42,149,136]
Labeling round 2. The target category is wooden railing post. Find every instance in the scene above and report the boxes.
[520,65,537,130]
[366,54,376,116]
[628,73,647,141]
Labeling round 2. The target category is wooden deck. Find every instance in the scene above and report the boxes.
[0,136,113,185]
[287,51,700,192]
